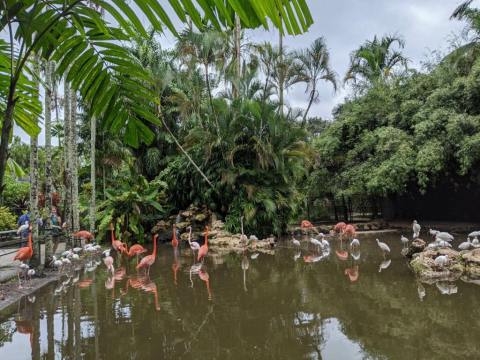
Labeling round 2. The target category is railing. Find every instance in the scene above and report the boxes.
[0,228,65,257]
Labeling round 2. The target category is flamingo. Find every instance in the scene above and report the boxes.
[376,239,390,258]
[126,243,147,264]
[110,224,126,254]
[344,224,356,239]
[412,220,421,238]
[73,230,94,242]
[171,224,179,248]
[136,234,158,276]
[187,226,200,257]
[14,227,33,287]
[334,222,347,234]
[197,226,209,263]
[240,216,248,245]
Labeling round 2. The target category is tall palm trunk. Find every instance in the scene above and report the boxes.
[302,86,316,125]
[70,91,79,232]
[45,61,53,221]
[278,29,284,116]
[30,55,40,265]
[89,115,96,234]
[63,81,72,233]
[233,14,241,98]
[204,63,214,112]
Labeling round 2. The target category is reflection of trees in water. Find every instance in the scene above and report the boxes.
[3,244,480,359]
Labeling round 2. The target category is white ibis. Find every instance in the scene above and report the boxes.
[468,230,480,238]
[400,235,409,248]
[458,238,472,251]
[239,216,248,244]
[26,269,35,286]
[435,238,452,248]
[350,238,360,249]
[436,232,454,242]
[187,226,200,257]
[412,220,421,238]
[376,239,390,258]
[434,255,449,268]
[429,229,440,237]
[472,237,480,248]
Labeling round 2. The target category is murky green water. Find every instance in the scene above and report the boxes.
[1,231,480,360]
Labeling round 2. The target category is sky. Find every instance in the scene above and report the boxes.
[13,0,466,144]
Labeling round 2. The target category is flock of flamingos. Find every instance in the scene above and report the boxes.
[11,218,480,308]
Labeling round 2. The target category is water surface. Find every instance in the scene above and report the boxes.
[1,232,479,359]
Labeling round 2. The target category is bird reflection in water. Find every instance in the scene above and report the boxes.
[378,259,391,273]
[436,281,457,295]
[119,274,160,311]
[344,265,359,282]
[14,297,34,350]
[241,254,249,292]
[141,277,161,311]
[417,281,426,301]
[335,237,349,261]
[294,251,302,261]
[172,249,180,286]
[189,263,202,288]
[199,268,212,301]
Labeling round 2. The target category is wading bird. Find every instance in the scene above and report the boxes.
[334,222,347,234]
[240,216,248,245]
[14,227,33,287]
[344,224,356,239]
[171,224,179,248]
[472,236,480,248]
[199,268,212,300]
[412,220,421,239]
[73,230,94,242]
[434,255,449,268]
[400,235,409,249]
[137,234,158,276]
[292,233,301,248]
[350,238,360,249]
[376,239,390,258]
[458,238,472,251]
[110,224,126,254]
[436,232,454,242]
[127,243,147,264]
[197,226,209,263]
[187,226,200,258]
[103,250,114,274]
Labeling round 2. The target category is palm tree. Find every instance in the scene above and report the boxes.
[44,61,53,222]
[0,0,313,196]
[344,35,408,87]
[90,115,96,234]
[30,54,40,263]
[296,37,337,125]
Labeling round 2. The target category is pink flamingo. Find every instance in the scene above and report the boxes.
[110,223,126,254]
[126,243,147,264]
[334,222,347,234]
[344,224,356,239]
[197,226,209,263]
[171,224,179,248]
[136,234,158,276]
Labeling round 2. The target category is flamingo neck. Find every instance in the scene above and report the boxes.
[205,230,208,246]
[28,232,32,250]
[152,235,157,257]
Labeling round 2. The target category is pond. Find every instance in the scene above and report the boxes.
[1,231,479,360]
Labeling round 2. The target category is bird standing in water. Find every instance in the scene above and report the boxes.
[412,220,421,239]
[110,224,126,254]
[171,224,179,248]
[400,235,409,249]
[137,234,158,276]
[376,239,390,259]
[127,243,147,264]
[197,226,209,263]
[187,226,200,258]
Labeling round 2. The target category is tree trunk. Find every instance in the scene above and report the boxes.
[90,115,96,234]
[45,61,53,222]
[302,87,316,126]
[341,195,348,222]
[205,63,214,113]
[30,55,40,266]
[233,14,241,98]
[70,91,79,233]
[278,29,284,116]
[0,91,15,200]
[63,81,72,235]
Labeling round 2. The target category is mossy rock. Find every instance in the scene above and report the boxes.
[194,213,207,222]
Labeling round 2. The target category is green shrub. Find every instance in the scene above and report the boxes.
[0,207,17,231]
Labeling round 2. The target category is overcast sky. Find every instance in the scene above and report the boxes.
[14,0,466,144]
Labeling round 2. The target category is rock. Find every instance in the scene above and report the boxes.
[175,222,189,230]
[194,213,207,222]
[410,248,463,281]
[402,238,426,258]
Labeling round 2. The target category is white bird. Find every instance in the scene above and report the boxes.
[429,229,440,237]
[412,220,421,238]
[250,253,259,260]
[71,253,80,261]
[458,238,472,251]
[73,247,82,254]
[62,250,73,258]
[376,239,390,258]
[51,256,63,271]
[426,242,439,250]
[26,269,35,285]
[62,258,71,266]
[436,232,454,242]
[249,235,259,242]
[102,249,111,257]
[310,237,322,250]
[186,226,200,255]
[434,255,449,268]
[293,251,301,261]
[472,237,480,248]
[350,238,360,249]
[435,239,452,248]
[292,233,301,248]
[16,221,29,235]
[468,230,480,238]
[320,238,330,250]
[400,235,409,248]
[239,216,248,244]
[378,259,391,272]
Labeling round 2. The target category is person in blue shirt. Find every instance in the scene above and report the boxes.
[17,210,30,243]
